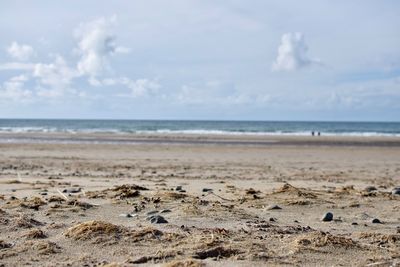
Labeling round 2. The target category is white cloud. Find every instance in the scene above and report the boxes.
[0,75,33,101]
[101,77,161,97]
[74,15,128,77]
[0,62,34,71]
[33,55,78,97]
[7,42,34,61]
[272,32,320,71]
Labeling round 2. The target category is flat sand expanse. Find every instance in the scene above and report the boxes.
[0,134,400,266]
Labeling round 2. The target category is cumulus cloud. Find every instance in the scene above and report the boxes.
[0,62,34,71]
[7,42,34,61]
[0,75,33,101]
[33,55,78,97]
[100,77,161,97]
[74,15,128,77]
[272,32,320,71]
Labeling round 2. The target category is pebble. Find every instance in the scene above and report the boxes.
[175,186,182,191]
[62,187,81,194]
[160,209,171,213]
[321,212,333,222]
[146,210,159,216]
[269,217,276,222]
[119,213,132,218]
[372,218,382,224]
[178,190,186,193]
[202,188,213,192]
[364,186,377,192]
[267,204,282,210]
[392,187,400,196]
[351,222,358,225]
[148,215,168,224]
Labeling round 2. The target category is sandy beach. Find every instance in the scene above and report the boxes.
[0,133,400,266]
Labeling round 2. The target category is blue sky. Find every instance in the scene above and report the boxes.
[0,0,399,121]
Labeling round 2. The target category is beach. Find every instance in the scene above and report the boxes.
[0,133,400,266]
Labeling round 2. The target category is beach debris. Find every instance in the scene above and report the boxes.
[65,221,125,240]
[295,231,357,248]
[371,218,382,224]
[321,212,333,222]
[267,204,282,210]
[164,259,204,267]
[22,228,47,239]
[62,187,81,194]
[193,246,240,259]
[85,184,148,200]
[202,188,213,192]
[13,215,45,229]
[25,240,61,254]
[274,183,317,198]
[19,197,47,210]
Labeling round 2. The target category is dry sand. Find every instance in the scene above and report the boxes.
[0,134,400,266]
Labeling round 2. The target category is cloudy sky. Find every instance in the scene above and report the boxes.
[0,0,399,121]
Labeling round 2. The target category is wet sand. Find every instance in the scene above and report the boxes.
[0,134,400,266]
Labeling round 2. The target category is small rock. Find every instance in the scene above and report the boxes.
[351,222,358,225]
[148,215,168,224]
[269,217,276,222]
[267,204,282,210]
[392,187,400,196]
[364,186,377,192]
[39,192,48,196]
[160,209,171,213]
[321,212,333,222]
[372,218,382,224]
[175,186,182,191]
[202,188,213,192]
[146,210,159,216]
[119,213,133,218]
[178,190,186,193]
[62,187,81,194]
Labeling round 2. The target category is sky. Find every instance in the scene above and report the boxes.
[0,0,399,121]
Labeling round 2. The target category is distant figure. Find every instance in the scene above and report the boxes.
[311,131,315,136]
[318,132,321,136]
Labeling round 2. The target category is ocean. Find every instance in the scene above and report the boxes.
[0,119,399,137]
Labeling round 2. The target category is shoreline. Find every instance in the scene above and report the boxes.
[1,132,400,147]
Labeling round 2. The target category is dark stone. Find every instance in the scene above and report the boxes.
[267,204,282,210]
[175,186,182,191]
[202,188,213,192]
[149,215,168,224]
[392,187,400,196]
[321,212,333,222]
[364,186,377,192]
[62,187,81,193]
[351,222,358,225]
[160,209,171,213]
[372,218,382,224]
[146,210,159,216]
